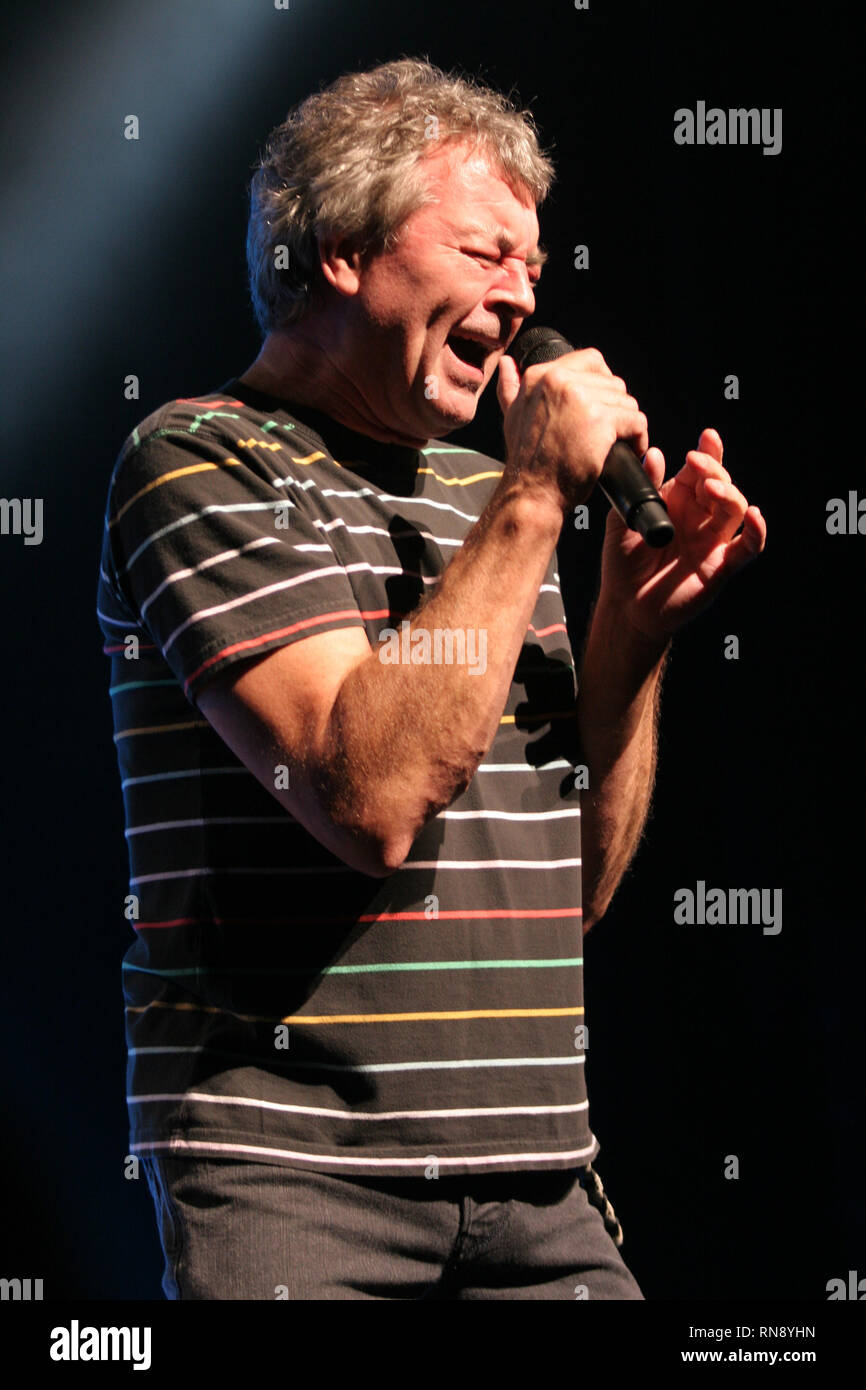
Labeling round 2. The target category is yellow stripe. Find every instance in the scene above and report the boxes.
[115,720,210,740]
[288,1007,583,1025]
[127,1000,583,1024]
[417,467,502,486]
[110,459,241,526]
[237,437,282,451]
[291,450,330,466]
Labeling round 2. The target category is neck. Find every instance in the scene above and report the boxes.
[239,326,430,449]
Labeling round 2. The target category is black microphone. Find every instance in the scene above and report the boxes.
[508,326,674,548]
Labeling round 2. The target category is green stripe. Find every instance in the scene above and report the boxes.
[420,446,477,455]
[110,679,179,694]
[188,410,243,433]
[124,957,582,979]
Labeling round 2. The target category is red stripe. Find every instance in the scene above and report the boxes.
[103,643,157,654]
[359,908,582,921]
[529,622,568,638]
[183,609,391,693]
[135,907,582,930]
[174,398,245,406]
[134,917,206,930]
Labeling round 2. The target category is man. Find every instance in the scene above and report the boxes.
[97,58,765,1300]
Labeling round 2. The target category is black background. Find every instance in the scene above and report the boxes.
[0,0,860,1302]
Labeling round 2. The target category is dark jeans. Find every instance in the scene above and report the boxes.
[142,1155,644,1300]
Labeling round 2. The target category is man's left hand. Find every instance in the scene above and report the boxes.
[596,427,767,648]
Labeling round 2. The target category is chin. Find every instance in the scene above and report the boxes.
[425,386,480,433]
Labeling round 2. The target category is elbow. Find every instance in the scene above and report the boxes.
[581,894,612,935]
[326,807,417,879]
[325,755,480,878]
[363,834,415,878]
[324,823,411,879]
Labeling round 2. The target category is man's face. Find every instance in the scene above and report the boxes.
[347,142,543,442]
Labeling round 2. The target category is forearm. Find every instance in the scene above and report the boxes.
[575,596,670,929]
[320,481,564,869]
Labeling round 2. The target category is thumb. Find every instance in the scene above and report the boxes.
[641,445,666,491]
[496,353,521,414]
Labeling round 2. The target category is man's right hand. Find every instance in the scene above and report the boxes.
[496,347,649,514]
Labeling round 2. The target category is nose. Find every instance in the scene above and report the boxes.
[486,257,536,322]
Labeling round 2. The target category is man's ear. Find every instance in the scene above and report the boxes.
[316,232,364,298]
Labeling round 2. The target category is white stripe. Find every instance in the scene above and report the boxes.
[439,808,579,821]
[376,493,479,522]
[401,858,581,870]
[122,502,283,576]
[132,1139,599,1168]
[130,865,351,884]
[314,484,479,524]
[162,558,440,653]
[130,858,579,883]
[343,562,438,583]
[316,485,375,499]
[132,1047,208,1056]
[272,475,320,490]
[97,608,133,628]
[313,518,462,548]
[129,1092,589,1122]
[129,1050,585,1071]
[162,565,352,653]
[141,535,279,617]
[121,767,248,788]
[476,760,573,772]
[126,816,292,836]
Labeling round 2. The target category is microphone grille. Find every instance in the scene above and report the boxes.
[508,326,575,370]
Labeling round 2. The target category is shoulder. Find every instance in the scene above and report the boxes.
[109,385,328,499]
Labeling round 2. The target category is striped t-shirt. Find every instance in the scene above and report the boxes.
[96,377,599,1177]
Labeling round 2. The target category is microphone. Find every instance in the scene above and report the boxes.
[508,326,674,548]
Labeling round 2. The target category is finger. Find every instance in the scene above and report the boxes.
[621,411,649,460]
[695,476,749,534]
[699,428,724,463]
[573,346,613,377]
[496,354,521,413]
[682,451,732,488]
[715,506,767,577]
[641,445,666,491]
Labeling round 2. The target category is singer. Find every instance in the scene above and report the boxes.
[96,58,765,1300]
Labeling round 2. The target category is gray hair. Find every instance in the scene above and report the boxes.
[246,58,554,334]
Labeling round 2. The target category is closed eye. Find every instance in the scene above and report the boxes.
[463,249,543,284]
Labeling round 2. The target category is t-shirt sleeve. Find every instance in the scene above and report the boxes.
[106,423,366,703]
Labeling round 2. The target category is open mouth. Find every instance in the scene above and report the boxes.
[444,333,492,378]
